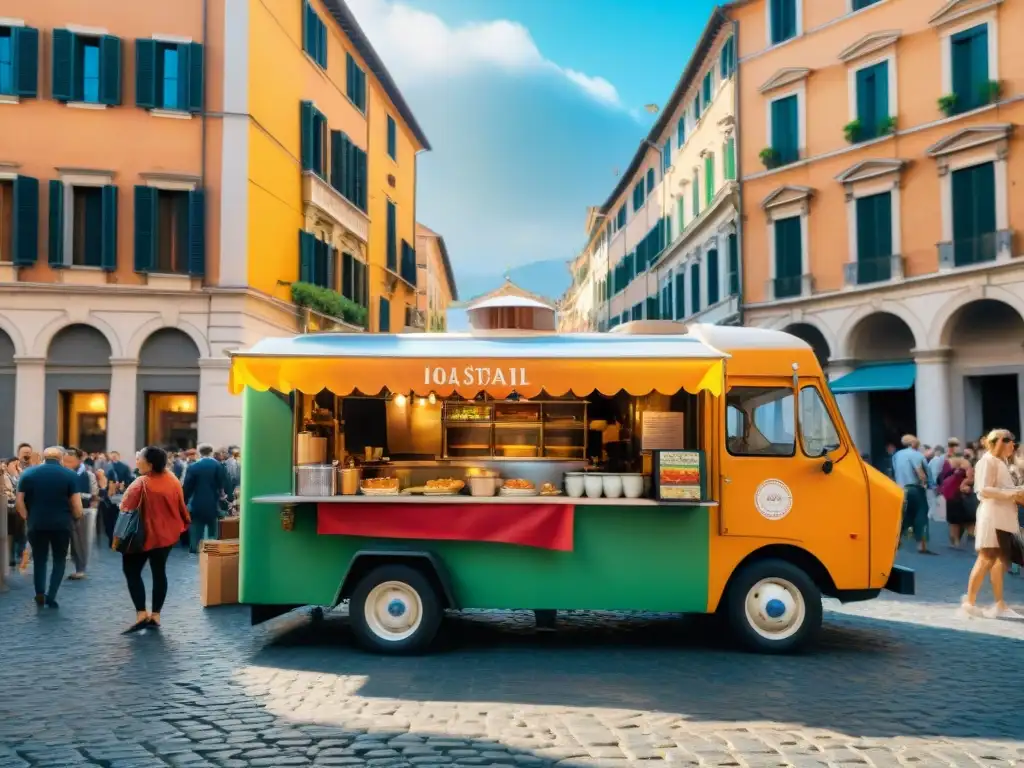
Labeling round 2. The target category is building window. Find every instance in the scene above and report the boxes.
[387,115,397,161]
[724,136,736,180]
[0,179,11,262]
[300,101,328,178]
[155,189,190,274]
[769,0,798,45]
[0,25,37,98]
[52,31,121,105]
[855,191,893,283]
[720,36,736,79]
[854,61,889,140]
[702,71,712,106]
[773,215,802,299]
[646,168,655,195]
[707,248,720,305]
[0,28,12,94]
[633,180,645,212]
[769,94,800,165]
[72,186,104,267]
[691,171,700,217]
[330,130,368,212]
[690,263,700,314]
[950,24,990,114]
[134,186,205,276]
[660,277,673,320]
[676,195,685,235]
[400,240,416,286]
[631,303,642,322]
[952,161,997,266]
[674,271,686,319]
[147,394,198,450]
[346,53,366,111]
[379,297,391,332]
[303,1,328,69]
[727,232,739,296]
[616,206,626,229]
[704,153,715,206]
[677,117,686,148]
[386,200,397,272]
[59,392,108,455]
[693,93,701,119]
[135,40,203,113]
[645,295,659,320]
[852,0,882,9]
[662,140,671,174]
[341,252,368,307]
[298,230,335,289]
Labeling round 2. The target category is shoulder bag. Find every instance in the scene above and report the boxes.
[112,479,147,554]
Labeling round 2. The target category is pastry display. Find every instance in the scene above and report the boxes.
[425,478,465,491]
[503,478,535,490]
[539,481,562,496]
[361,476,400,495]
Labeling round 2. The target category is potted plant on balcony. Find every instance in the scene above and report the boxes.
[878,116,897,136]
[937,93,958,117]
[291,282,369,329]
[982,79,1003,105]
[843,119,862,144]
[759,147,780,170]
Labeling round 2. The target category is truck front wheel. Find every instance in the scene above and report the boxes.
[725,559,822,654]
[349,564,443,654]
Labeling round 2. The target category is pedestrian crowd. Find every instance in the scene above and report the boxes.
[2,442,240,633]
[886,430,1024,619]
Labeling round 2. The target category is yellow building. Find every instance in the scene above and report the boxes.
[247,0,429,333]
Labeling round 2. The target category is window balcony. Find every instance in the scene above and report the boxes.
[938,230,1011,269]
[302,171,369,244]
[843,254,904,287]
[766,274,813,301]
[404,305,426,330]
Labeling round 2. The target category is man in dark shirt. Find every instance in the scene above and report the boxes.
[16,446,83,607]
[182,444,229,553]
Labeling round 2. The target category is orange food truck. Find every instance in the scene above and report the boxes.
[230,322,914,654]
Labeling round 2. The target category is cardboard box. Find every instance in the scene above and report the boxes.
[218,516,240,540]
[200,538,239,607]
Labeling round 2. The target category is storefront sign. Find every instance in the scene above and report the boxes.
[654,450,704,501]
[424,366,530,388]
[754,479,793,520]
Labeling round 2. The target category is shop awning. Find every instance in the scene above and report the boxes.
[830,362,916,394]
[228,333,727,398]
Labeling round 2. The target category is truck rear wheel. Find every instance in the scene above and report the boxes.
[725,559,822,654]
[349,564,442,654]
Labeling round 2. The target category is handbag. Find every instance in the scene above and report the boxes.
[112,479,147,554]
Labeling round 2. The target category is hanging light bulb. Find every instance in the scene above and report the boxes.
[428,392,436,405]
[394,393,407,407]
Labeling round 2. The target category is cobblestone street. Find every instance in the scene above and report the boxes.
[2,524,1023,767]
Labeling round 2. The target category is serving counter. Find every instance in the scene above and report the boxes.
[253,494,716,507]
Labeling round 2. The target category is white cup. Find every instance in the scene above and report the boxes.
[602,475,623,498]
[622,475,643,498]
[584,475,604,498]
[564,475,585,498]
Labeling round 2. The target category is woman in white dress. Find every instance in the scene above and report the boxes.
[962,428,1024,618]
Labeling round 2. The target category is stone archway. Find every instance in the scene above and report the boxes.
[942,299,1024,441]
[137,329,202,451]
[782,322,830,369]
[847,311,915,362]
[45,324,113,451]
[0,329,14,456]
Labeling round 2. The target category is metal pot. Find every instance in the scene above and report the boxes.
[295,464,336,497]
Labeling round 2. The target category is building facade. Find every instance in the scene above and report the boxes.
[732,0,1024,460]
[557,239,595,332]
[415,224,458,332]
[0,0,427,457]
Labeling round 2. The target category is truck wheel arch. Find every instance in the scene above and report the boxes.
[710,544,838,612]
[334,550,458,610]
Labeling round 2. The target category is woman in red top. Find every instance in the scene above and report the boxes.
[120,446,190,633]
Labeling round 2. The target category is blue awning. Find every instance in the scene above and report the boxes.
[830,362,916,394]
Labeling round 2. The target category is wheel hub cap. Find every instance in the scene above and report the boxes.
[744,577,805,641]
[364,581,423,642]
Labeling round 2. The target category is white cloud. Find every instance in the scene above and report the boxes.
[346,0,625,110]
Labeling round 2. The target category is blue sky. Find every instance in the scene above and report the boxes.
[348,0,720,302]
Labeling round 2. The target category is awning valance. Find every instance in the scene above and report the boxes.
[830,362,915,394]
[228,333,727,398]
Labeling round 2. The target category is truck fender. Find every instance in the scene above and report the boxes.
[332,549,459,609]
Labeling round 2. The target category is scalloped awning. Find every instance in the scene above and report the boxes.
[228,333,727,398]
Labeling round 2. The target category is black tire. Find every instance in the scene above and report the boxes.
[349,564,442,654]
[725,558,822,654]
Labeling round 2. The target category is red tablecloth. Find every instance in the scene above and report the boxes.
[316,502,575,551]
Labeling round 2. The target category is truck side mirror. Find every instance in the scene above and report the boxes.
[822,458,834,475]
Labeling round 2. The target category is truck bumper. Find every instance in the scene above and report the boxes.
[884,565,915,595]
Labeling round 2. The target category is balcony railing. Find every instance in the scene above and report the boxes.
[843,254,904,287]
[405,305,426,330]
[938,231,1006,270]
[772,274,803,300]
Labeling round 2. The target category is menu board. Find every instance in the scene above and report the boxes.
[652,450,705,502]
[641,411,685,451]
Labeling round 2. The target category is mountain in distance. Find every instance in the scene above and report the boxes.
[446,258,571,331]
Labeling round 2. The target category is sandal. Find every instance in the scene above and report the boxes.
[146,618,161,629]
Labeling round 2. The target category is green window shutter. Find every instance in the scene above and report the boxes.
[186,42,204,112]
[378,297,391,332]
[855,62,886,138]
[98,35,121,105]
[970,27,989,108]
[677,117,685,146]
[133,185,157,272]
[318,18,328,69]
[677,195,685,232]
[298,230,314,283]
[100,185,118,271]
[704,154,715,206]
[386,201,397,271]
[675,272,685,318]
[703,72,712,104]
[690,263,700,313]
[387,115,396,160]
[47,180,64,267]
[355,146,367,211]
[12,26,39,98]
[52,28,75,102]
[725,138,736,180]
[186,189,205,276]
[774,216,802,290]
[692,172,699,217]
[330,130,343,191]
[300,100,314,171]
[12,175,39,267]
[303,1,313,56]
[771,95,798,163]
[135,38,157,108]
[728,232,739,296]
[707,249,719,305]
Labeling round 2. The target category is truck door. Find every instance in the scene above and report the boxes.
[718,376,870,589]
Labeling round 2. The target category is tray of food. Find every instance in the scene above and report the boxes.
[499,478,538,497]
[361,477,400,496]
[539,481,562,496]
[424,478,465,495]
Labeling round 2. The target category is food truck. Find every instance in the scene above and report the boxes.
[230,322,914,655]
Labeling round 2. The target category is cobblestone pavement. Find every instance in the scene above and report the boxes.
[2,523,1024,767]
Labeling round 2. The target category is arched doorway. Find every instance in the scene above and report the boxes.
[783,322,830,368]
[943,299,1024,440]
[0,330,14,456]
[137,329,201,450]
[841,312,917,471]
[46,325,112,452]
